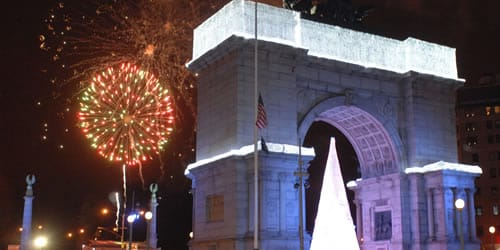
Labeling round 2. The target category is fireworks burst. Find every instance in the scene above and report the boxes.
[39,0,229,181]
[78,62,174,166]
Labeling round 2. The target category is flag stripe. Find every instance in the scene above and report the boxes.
[256,94,268,129]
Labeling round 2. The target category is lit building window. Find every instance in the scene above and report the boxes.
[465,123,476,132]
[476,206,483,216]
[493,204,499,216]
[495,106,500,114]
[486,106,492,116]
[466,136,478,146]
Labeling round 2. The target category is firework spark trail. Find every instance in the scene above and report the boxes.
[121,164,127,244]
[127,129,146,189]
[114,191,120,231]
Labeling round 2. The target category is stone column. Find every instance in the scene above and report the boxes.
[455,188,466,246]
[465,188,475,241]
[452,187,458,240]
[353,199,363,243]
[426,188,435,241]
[20,175,36,250]
[432,186,451,241]
[148,183,159,249]
[409,174,422,248]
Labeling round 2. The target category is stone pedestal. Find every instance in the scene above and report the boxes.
[186,143,313,250]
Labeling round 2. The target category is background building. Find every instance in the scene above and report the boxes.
[456,74,500,247]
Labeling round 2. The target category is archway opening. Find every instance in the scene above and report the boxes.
[303,120,361,235]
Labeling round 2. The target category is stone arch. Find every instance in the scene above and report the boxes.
[299,96,402,179]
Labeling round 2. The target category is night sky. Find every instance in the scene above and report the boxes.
[1,0,499,249]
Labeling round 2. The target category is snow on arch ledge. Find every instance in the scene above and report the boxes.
[405,161,482,175]
[184,141,315,176]
[187,0,461,81]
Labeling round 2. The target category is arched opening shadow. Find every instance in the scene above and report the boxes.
[303,121,361,235]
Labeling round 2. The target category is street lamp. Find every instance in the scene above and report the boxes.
[455,198,465,250]
[127,214,136,250]
[145,211,153,250]
[489,226,496,250]
[33,236,48,250]
[101,207,109,216]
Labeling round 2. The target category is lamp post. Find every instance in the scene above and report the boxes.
[294,138,308,250]
[455,198,465,250]
[489,226,496,250]
[127,214,136,250]
[145,211,153,250]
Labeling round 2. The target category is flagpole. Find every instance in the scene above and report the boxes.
[253,1,259,250]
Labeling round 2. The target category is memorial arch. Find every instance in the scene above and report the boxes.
[185,1,482,249]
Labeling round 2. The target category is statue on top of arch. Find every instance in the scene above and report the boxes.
[283,0,373,27]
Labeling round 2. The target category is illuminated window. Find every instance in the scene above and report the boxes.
[465,123,476,132]
[466,136,478,146]
[495,106,500,114]
[493,205,499,216]
[476,206,483,216]
[486,106,492,116]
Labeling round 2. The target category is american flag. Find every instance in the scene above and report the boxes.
[256,94,268,129]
